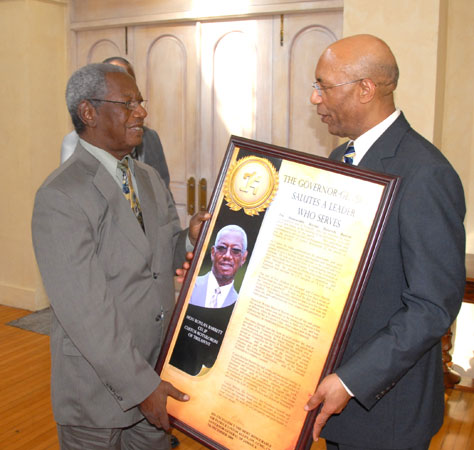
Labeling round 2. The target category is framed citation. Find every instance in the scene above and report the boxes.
[156,136,400,450]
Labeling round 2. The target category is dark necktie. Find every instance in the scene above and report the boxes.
[117,159,145,232]
[343,142,355,164]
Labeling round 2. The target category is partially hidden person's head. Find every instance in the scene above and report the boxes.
[310,34,398,140]
[65,63,147,160]
[103,56,136,79]
[211,225,248,286]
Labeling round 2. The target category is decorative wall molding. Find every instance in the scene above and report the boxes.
[70,0,343,31]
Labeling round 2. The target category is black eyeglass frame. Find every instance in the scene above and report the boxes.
[87,98,148,111]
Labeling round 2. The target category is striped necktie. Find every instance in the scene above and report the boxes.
[209,287,221,308]
[343,141,355,164]
[117,158,145,232]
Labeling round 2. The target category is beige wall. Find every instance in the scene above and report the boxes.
[0,0,68,310]
[0,0,472,310]
[343,0,474,253]
[344,0,443,142]
[443,0,474,253]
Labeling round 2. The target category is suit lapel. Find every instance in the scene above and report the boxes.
[134,164,160,257]
[329,143,346,162]
[77,148,153,265]
[358,113,411,172]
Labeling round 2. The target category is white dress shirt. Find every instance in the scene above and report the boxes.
[351,109,401,166]
[205,271,234,308]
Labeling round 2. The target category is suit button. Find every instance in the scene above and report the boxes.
[153,272,158,279]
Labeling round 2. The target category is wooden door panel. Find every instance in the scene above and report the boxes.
[199,19,273,199]
[272,12,342,157]
[75,28,126,67]
[133,25,198,226]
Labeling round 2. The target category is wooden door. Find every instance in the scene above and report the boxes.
[272,12,342,156]
[197,13,341,207]
[72,9,342,223]
[198,19,274,197]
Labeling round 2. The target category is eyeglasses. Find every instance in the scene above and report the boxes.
[311,79,363,96]
[214,245,243,256]
[88,98,148,111]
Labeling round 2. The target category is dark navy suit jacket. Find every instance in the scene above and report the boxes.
[322,113,466,448]
[136,126,170,189]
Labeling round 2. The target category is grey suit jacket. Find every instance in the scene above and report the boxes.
[32,144,187,428]
[189,272,238,308]
[322,113,466,447]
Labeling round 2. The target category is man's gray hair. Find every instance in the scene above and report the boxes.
[215,225,248,251]
[65,63,126,134]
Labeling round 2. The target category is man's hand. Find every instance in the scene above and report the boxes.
[175,251,194,283]
[188,211,211,246]
[304,374,351,441]
[139,381,189,430]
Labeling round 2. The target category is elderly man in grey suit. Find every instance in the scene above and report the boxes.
[304,35,466,450]
[60,57,171,190]
[32,63,208,449]
[189,224,248,308]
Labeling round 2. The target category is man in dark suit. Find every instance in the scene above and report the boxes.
[60,57,171,190]
[32,63,208,449]
[189,224,248,308]
[304,35,466,450]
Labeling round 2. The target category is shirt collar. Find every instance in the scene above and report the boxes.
[78,138,136,177]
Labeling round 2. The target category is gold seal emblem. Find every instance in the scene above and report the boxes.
[223,156,279,216]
